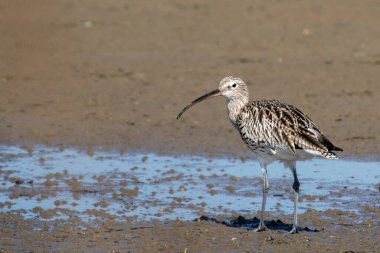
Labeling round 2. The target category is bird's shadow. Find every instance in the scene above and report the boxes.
[195,215,320,233]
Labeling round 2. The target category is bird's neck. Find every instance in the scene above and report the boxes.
[227,96,248,124]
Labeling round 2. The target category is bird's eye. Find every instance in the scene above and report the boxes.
[232,83,237,88]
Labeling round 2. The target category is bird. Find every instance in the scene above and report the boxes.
[176,76,343,234]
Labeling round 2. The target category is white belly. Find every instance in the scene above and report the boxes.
[256,147,322,163]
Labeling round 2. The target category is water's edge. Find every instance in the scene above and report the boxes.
[0,145,379,225]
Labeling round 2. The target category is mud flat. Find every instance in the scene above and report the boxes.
[0,0,379,158]
[1,0,380,252]
[0,146,379,252]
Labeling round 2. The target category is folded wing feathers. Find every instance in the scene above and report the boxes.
[238,100,340,154]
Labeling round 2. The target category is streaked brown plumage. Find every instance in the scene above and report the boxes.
[177,76,342,234]
[237,99,342,159]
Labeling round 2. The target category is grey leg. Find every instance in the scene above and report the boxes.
[289,165,300,234]
[255,165,269,232]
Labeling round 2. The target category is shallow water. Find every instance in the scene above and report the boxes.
[0,145,379,223]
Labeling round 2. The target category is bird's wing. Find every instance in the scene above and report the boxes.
[236,100,340,153]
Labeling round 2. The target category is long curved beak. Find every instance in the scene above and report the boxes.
[177,89,221,119]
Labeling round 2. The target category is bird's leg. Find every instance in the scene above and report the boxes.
[255,166,269,232]
[289,165,300,234]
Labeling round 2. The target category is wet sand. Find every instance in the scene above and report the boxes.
[0,0,379,158]
[0,0,380,252]
[1,212,379,253]
[0,146,379,252]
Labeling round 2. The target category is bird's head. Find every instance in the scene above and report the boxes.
[218,76,249,101]
[177,76,249,119]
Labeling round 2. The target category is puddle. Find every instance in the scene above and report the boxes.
[0,145,379,224]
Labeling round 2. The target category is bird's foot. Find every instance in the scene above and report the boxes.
[288,226,299,234]
[254,225,268,232]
